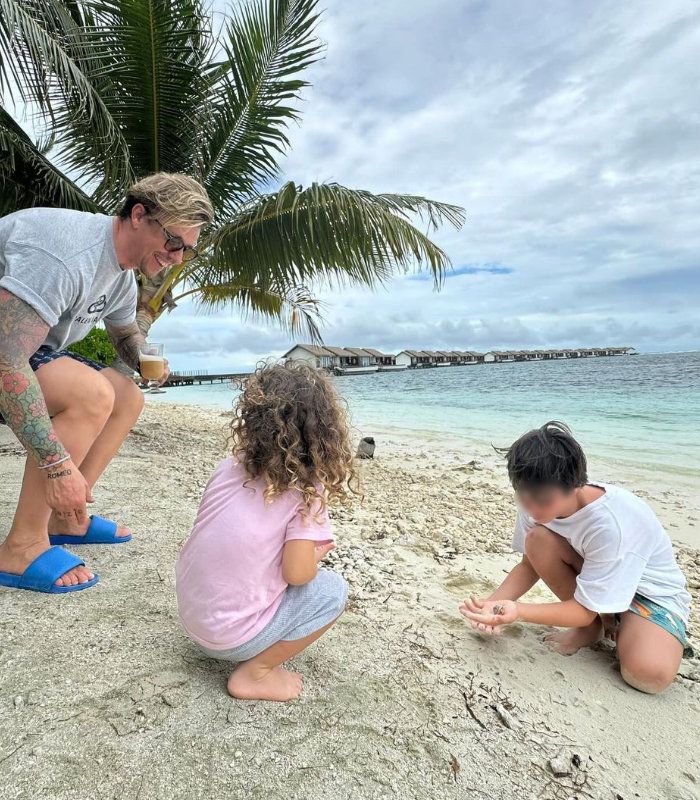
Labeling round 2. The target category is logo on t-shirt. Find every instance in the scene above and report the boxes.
[87,294,107,314]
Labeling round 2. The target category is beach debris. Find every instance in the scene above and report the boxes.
[493,702,519,729]
[461,690,486,730]
[449,754,460,783]
[13,695,23,709]
[548,755,572,777]
[356,436,376,459]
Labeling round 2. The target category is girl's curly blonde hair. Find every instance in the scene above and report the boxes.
[230,361,360,515]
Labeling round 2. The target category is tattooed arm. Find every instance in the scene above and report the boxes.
[0,288,93,520]
[104,320,145,373]
[0,288,66,466]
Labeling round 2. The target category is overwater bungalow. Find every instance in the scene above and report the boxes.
[326,347,378,374]
[283,344,337,369]
[455,350,482,364]
[362,348,407,371]
[343,347,379,370]
[396,350,436,367]
[285,344,637,374]
[484,351,516,363]
[434,350,459,365]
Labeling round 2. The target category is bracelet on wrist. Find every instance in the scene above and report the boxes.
[37,453,71,470]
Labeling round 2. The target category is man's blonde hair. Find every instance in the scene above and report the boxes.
[118,172,214,228]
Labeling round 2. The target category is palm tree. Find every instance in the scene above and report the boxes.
[0,0,464,349]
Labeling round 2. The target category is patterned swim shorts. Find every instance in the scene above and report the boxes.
[616,593,692,657]
[0,346,107,425]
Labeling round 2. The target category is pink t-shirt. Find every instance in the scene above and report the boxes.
[175,457,333,650]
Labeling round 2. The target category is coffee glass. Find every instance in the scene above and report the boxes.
[139,343,165,392]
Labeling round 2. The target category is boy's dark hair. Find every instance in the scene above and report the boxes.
[495,421,587,493]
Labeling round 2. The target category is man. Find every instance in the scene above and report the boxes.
[0,173,214,593]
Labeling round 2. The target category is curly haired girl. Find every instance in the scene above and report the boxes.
[176,361,359,701]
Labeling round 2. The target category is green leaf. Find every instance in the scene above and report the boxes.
[0,0,133,201]
[0,105,100,213]
[200,0,324,216]
[67,326,117,365]
[204,182,465,292]
[174,278,325,343]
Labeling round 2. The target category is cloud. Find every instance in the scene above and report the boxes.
[165,0,700,369]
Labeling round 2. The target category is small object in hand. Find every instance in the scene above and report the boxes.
[493,603,505,615]
[356,436,376,459]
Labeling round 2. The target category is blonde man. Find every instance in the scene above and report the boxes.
[0,173,213,593]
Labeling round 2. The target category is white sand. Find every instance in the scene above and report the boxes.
[0,403,698,800]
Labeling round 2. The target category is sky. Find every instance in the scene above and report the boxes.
[12,1,700,370]
[154,0,700,371]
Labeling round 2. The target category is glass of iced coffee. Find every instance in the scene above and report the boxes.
[139,342,165,392]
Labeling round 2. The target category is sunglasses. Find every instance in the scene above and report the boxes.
[151,218,200,262]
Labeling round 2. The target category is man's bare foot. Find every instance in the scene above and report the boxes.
[48,511,131,539]
[544,619,603,656]
[227,664,303,702]
[0,540,94,587]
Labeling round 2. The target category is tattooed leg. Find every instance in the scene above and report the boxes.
[0,358,114,584]
[49,367,144,538]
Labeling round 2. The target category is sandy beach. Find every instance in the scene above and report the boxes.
[1,402,698,800]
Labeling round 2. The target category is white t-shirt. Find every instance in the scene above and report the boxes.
[512,483,691,623]
[0,208,137,350]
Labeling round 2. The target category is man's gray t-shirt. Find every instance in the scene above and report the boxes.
[0,208,137,350]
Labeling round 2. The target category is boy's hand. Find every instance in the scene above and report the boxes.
[459,596,519,632]
[601,613,617,642]
[314,542,335,562]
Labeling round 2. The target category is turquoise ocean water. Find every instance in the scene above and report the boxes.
[150,352,700,489]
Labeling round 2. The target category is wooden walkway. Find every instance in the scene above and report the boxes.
[164,372,249,387]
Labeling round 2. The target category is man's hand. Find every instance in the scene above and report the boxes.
[157,357,170,386]
[105,321,145,373]
[43,459,93,525]
[314,542,336,562]
[459,596,519,633]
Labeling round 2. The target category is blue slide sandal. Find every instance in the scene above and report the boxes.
[0,547,99,593]
[49,515,132,545]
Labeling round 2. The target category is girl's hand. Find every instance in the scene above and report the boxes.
[314,542,335,562]
[459,596,519,633]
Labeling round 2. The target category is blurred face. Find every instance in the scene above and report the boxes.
[516,485,576,523]
[130,204,201,277]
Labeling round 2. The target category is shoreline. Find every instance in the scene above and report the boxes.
[148,397,700,550]
[0,403,698,799]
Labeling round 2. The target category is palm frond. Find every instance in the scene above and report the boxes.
[200,0,323,216]
[202,182,465,293]
[0,0,132,200]
[72,0,215,185]
[0,105,100,213]
[174,279,325,343]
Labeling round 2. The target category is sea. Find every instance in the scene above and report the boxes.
[149,352,700,493]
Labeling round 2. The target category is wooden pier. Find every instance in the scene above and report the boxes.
[164,370,249,387]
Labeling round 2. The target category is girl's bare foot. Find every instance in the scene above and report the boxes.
[227,664,303,702]
[544,619,603,655]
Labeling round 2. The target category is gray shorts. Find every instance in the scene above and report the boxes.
[198,569,348,663]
